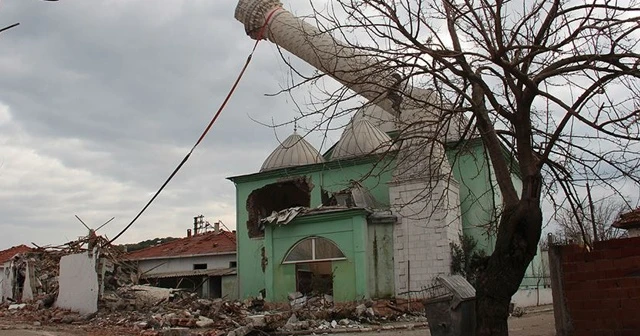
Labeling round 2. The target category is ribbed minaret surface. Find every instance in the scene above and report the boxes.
[235,0,403,115]
[235,0,462,297]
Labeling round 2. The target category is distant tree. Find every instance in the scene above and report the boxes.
[117,237,179,253]
[554,198,629,246]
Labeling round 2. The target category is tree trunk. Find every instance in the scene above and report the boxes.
[475,197,543,336]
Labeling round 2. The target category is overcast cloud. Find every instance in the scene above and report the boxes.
[0,0,339,249]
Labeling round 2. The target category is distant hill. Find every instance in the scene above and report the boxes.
[117,237,179,253]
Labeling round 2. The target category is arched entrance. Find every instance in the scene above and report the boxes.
[283,237,346,295]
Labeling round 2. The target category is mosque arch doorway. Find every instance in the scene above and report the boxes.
[283,237,346,295]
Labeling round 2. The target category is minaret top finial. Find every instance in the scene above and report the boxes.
[234,0,283,39]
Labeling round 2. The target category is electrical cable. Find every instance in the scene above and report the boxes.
[107,7,282,245]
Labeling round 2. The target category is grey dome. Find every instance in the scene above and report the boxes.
[352,105,397,133]
[331,119,398,160]
[261,132,324,172]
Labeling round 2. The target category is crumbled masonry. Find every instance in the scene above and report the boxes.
[2,285,428,335]
[1,233,429,335]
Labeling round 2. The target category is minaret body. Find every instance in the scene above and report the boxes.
[235,0,462,296]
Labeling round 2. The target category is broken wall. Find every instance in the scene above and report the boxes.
[265,209,369,302]
[55,249,99,315]
[21,261,34,301]
[231,157,395,300]
[0,265,9,303]
[246,178,312,238]
[0,258,34,303]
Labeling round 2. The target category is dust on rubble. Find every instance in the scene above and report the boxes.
[2,234,427,336]
[2,289,428,336]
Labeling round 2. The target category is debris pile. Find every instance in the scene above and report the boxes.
[1,233,137,308]
[1,234,427,335]
[2,288,428,336]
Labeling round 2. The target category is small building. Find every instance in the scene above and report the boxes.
[0,245,33,303]
[613,208,640,237]
[126,220,238,300]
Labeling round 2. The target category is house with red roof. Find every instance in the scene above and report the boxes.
[126,218,237,299]
[0,244,33,303]
[613,207,640,237]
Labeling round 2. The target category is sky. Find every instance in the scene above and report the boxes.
[1,1,637,250]
[0,0,338,249]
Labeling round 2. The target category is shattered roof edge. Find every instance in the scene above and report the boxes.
[286,207,371,224]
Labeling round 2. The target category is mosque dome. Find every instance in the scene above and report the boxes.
[331,119,398,160]
[260,132,324,172]
[351,104,397,133]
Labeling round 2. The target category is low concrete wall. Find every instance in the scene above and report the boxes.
[55,250,99,315]
[512,287,553,308]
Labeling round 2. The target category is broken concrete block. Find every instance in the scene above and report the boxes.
[227,325,251,336]
[339,318,351,326]
[283,319,310,331]
[290,296,307,310]
[135,321,149,330]
[196,316,215,328]
[245,315,266,328]
[331,320,338,328]
[157,328,190,336]
[355,304,367,316]
[366,307,375,317]
[288,292,303,300]
[8,303,27,310]
[287,313,298,324]
[131,285,175,305]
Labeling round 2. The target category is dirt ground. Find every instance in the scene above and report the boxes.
[0,308,556,336]
[330,309,555,336]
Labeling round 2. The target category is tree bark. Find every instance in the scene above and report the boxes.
[475,193,543,336]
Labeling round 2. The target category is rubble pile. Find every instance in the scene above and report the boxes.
[1,234,427,335]
[2,234,138,306]
[2,288,428,336]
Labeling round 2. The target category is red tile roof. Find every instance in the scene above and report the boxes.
[0,245,32,264]
[126,231,236,260]
[613,208,640,229]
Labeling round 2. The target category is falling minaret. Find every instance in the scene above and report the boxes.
[235,0,462,297]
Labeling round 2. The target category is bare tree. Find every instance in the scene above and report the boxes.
[554,197,630,246]
[238,0,640,334]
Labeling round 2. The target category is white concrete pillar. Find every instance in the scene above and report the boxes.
[390,176,461,296]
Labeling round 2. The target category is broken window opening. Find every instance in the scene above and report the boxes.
[193,263,207,270]
[246,179,312,238]
[283,237,346,264]
[321,188,337,206]
[296,262,334,296]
